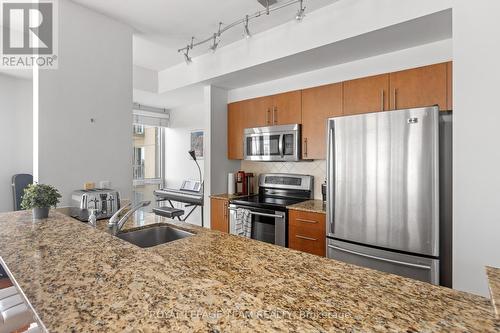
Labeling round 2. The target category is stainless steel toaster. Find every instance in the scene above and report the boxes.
[70,188,120,222]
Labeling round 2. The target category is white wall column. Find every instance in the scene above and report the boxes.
[453,0,500,296]
[37,0,133,205]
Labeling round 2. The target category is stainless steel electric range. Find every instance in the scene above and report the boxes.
[229,173,314,247]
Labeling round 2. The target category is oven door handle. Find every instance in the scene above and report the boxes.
[229,207,284,219]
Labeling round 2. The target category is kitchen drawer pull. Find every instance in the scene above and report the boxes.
[296,218,318,224]
[327,245,431,270]
[296,235,317,241]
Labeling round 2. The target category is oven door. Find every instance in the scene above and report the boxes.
[244,125,300,161]
[229,204,286,246]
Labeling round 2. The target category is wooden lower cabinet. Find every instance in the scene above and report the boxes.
[210,198,229,233]
[288,210,326,256]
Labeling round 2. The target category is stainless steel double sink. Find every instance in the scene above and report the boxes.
[116,225,194,248]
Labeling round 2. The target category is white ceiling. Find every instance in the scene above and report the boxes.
[71,0,337,71]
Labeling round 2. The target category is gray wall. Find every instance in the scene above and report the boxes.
[206,86,241,227]
[37,0,133,205]
[0,74,32,212]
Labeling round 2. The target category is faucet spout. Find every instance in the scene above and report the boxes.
[108,200,150,234]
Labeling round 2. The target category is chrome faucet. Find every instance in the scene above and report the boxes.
[108,200,151,234]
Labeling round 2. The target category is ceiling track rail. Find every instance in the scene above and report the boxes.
[178,0,310,62]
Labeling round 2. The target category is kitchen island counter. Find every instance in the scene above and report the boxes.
[0,210,498,332]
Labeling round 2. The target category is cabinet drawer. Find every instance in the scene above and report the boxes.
[288,210,326,256]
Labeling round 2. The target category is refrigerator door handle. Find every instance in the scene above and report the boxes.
[327,125,335,235]
[327,245,432,270]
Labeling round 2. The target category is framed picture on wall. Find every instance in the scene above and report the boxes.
[190,130,204,159]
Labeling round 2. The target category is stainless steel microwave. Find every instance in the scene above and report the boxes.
[244,124,301,161]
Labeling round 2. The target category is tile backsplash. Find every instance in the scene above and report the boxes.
[241,160,326,200]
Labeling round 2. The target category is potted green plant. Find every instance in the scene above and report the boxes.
[21,183,62,219]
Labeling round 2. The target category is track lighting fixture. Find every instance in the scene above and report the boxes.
[244,15,251,39]
[209,33,219,52]
[183,37,194,64]
[177,0,310,63]
[296,0,306,21]
[183,47,192,64]
[209,22,223,52]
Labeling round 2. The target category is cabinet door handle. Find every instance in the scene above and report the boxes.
[380,90,385,111]
[273,106,277,124]
[296,235,317,241]
[267,108,271,124]
[296,218,318,224]
[393,88,398,110]
[224,202,228,219]
[304,138,308,157]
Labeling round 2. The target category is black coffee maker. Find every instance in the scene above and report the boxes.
[321,181,327,202]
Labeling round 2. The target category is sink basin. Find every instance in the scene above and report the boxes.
[117,225,194,248]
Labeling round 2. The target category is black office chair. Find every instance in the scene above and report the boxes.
[11,174,33,211]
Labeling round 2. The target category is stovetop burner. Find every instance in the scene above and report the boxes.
[231,194,307,211]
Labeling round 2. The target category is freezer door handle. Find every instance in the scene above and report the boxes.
[327,245,432,270]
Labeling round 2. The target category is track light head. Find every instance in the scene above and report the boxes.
[296,0,306,21]
[209,33,219,52]
[244,15,251,38]
[183,46,192,64]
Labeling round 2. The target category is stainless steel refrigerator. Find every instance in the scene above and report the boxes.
[326,106,452,285]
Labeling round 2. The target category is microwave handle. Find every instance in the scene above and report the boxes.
[279,134,284,158]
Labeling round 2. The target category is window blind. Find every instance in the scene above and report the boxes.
[132,103,170,128]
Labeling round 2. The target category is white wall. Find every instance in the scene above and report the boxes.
[164,102,206,225]
[453,0,500,297]
[133,65,158,93]
[37,0,133,206]
[0,74,32,212]
[229,39,452,102]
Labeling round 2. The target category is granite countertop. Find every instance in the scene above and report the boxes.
[487,266,500,319]
[210,193,249,200]
[0,210,499,332]
[287,199,326,214]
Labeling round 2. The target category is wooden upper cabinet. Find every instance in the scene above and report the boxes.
[245,96,273,127]
[301,83,343,160]
[272,91,302,125]
[210,198,229,233]
[343,74,390,115]
[447,61,453,110]
[389,62,448,111]
[227,102,246,160]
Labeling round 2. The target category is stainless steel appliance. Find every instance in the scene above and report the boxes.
[244,124,301,161]
[326,106,451,285]
[229,173,313,246]
[70,188,120,221]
